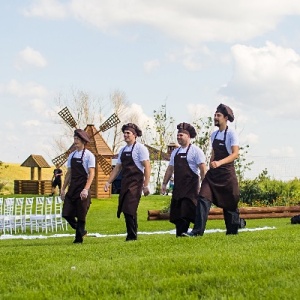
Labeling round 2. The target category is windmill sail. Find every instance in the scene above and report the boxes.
[96,154,113,175]
[58,107,77,129]
[52,144,76,167]
[98,113,120,133]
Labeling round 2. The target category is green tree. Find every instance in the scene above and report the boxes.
[0,161,9,193]
[192,116,213,163]
[235,144,254,183]
[146,104,175,194]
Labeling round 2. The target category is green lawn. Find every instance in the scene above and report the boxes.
[1,195,300,300]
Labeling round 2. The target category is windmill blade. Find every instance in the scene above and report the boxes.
[52,152,69,168]
[96,154,113,175]
[98,113,120,133]
[52,144,76,167]
[58,106,77,129]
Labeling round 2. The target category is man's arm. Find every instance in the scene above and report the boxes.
[85,167,95,190]
[60,168,71,199]
[211,145,239,169]
[80,167,96,200]
[142,160,151,196]
[104,164,122,192]
[199,163,207,181]
[161,165,174,194]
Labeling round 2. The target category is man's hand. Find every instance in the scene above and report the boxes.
[80,189,89,200]
[210,160,221,169]
[104,182,111,192]
[161,183,167,195]
[60,190,66,200]
[143,186,150,196]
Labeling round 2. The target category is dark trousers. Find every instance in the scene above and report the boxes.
[192,196,240,235]
[64,216,86,241]
[175,218,190,237]
[124,213,138,241]
[192,196,212,236]
[223,209,240,235]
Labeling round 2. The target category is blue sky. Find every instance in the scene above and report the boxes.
[1,0,300,180]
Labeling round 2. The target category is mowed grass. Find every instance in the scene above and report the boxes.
[1,195,300,300]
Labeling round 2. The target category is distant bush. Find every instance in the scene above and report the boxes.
[240,169,300,206]
[0,161,9,194]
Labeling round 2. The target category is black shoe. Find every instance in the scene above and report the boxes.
[181,231,200,237]
[73,230,87,244]
[73,237,83,244]
[125,237,137,242]
[73,239,83,244]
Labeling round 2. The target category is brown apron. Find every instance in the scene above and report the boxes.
[117,142,144,218]
[62,149,91,221]
[200,127,239,210]
[170,144,199,223]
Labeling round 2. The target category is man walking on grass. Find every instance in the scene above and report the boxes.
[161,122,207,237]
[183,104,240,237]
[104,123,151,241]
[61,129,95,244]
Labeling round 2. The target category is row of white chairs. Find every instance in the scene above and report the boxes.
[0,196,68,235]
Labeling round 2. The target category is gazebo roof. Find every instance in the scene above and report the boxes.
[21,155,51,168]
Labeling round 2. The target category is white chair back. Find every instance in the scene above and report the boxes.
[3,198,15,234]
[30,196,45,233]
[13,197,24,233]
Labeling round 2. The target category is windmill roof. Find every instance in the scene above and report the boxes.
[85,125,114,156]
[21,155,51,168]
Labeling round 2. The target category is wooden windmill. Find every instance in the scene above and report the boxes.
[52,107,120,198]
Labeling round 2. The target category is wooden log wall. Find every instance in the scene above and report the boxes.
[148,206,300,221]
[14,180,52,195]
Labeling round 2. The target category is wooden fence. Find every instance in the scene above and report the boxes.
[148,206,300,221]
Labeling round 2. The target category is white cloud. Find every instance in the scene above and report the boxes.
[126,103,154,127]
[15,47,47,70]
[22,0,68,19]
[245,133,259,144]
[0,80,48,98]
[167,46,213,71]
[143,59,160,73]
[3,121,15,130]
[220,42,300,118]
[23,120,40,127]
[187,104,211,119]
[270,146,295,157]
[26,0,299,45]
[30,98,46,113]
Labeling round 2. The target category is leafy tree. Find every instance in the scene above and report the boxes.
[235,144,254,183]
[0,161,9,193]
[146,104,175,194]
[192,116,213,164]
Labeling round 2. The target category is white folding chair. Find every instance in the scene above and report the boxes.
[42,197,54,233]
[3,198,15,235]
[12,197,24,233]
[52,196,67,231]
[23,197,34,232]
[30,196,45,233]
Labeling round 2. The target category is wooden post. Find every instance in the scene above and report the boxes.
[38,167,42,180]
